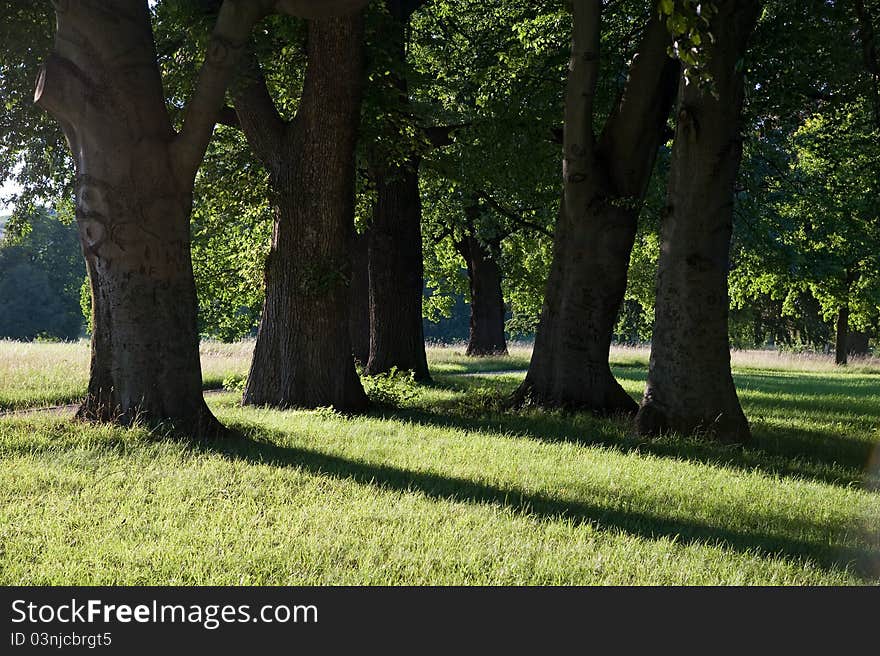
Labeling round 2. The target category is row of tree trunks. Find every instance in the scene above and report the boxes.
[512,4,679,414]
[238,14,369,412]
[635,0,761,444]
[456,234,508,357]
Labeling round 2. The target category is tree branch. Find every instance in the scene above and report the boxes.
[217,106,240,129]
[232,48,288,175]
[599,12,679,196]
[563,0,601,185]
[423,123,469,148]
[274,0,370,19]
[34,53,92,128]
[172,0,271,185]
[478,192,554,239]
[434,224,455,243]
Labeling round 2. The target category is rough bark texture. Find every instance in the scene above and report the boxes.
[835,305,850,365]
[635,0,761,444]
[512,5,678,413]
[349,230,371,365]
[35,0,264,435]
[362,0,431,381]
[241,14,368,411]
[364,160,431,380]
[456,235,508,357]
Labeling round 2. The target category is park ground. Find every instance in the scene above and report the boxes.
[0,341,878,585]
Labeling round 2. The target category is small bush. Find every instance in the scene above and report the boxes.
[361,367,419,407]
[222,374,247,394]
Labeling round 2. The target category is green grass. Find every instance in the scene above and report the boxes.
[0,340,252,411]
[1,343,878,584]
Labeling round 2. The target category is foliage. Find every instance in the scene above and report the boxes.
[0,208,84,341]
[222,373,248,395]
[190,127,273,342]
[360,366,419,407]
[412,0,564,331]
[422,292,470,342]
[730,0,880,348]
[0,2,70,229]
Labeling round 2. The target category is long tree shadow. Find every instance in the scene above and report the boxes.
[199,426,879,580]
[612,368,880,419]
[383,394,875,490]
[425,372,878,489]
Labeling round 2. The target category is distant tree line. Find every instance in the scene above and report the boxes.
[0,209,84,341]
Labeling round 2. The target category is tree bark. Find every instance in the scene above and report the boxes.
[456,235,508,356]
[240,14,368,411]
[349,229,371,365]
[635,0,761,444]
[364,159,431,380]
[512,5,678,413]
[35,0,264,435]
[835,305,850,366]
[362,0,431,381]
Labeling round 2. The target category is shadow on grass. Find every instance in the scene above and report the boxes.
[199,425,879,580]
[612,368,880,419]
[423,374,876,489]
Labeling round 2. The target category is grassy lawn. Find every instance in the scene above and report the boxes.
[0,340,253,411]
[0,342,878,584]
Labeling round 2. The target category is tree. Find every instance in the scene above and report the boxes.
[413,0,573,354]
[513,1,679,413]
[234,11,370,411]
[361,0,433,381]
[636,0,761,443]
[727,0,879,362]
[454,207,509,356]
[32,0,368,434]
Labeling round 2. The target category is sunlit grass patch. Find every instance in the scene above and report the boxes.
[0,339,255,410]
[1,365,878,585]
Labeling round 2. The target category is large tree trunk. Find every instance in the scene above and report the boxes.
[362,0,431,381]
[242,15,368,411]
[35,0,263,435]
[635,0,760,444]
[835,305,850,366]
[349,230,371,365]
[512,5,678,413]
[364,160,431,380]
[457,235,508,357]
